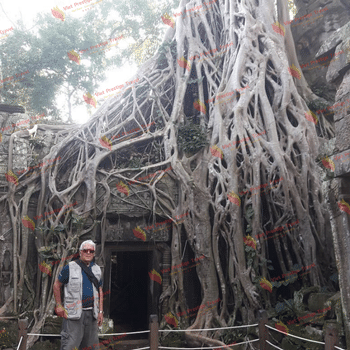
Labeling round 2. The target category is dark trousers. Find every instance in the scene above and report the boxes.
[60,310,99,350]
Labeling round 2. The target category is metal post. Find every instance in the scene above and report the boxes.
[18,319,28,350]
[258,310,270,350]
[149,314,159,350]
[325,324,338,350]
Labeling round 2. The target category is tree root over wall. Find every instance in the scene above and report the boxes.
[3,0,336,348]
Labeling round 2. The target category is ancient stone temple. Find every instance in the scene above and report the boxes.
[0,109,200,332]
[292,0,350,100]
[0,104,29,309]
[2,1,350,347]
[292,1,350,343]
[315,21,350,346]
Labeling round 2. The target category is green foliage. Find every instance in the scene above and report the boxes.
[128,157,143,169]
[313,87,329,96]
[244,245,256,268]
[307,86,332,112]
[0,0,180,120]
[275,298,294,314]
[288,0,297,17]
[38,244,57,259]
[0,14,111,121]
[159,331,184,348]
[245,205,254,233]
[96,0,179,66]
[132,37,161,66]
[258,257,274,270]
[71,213,84,230]
[28,138,46,149]
[271,264,302,288]
[177,124,208,155]
[0,322,18,349]
[31,340,60,350]
[220,317,256,346]
[306,99,330,113]
[244,205,258,268]
[187,77,204,85]
[157,40,177,68]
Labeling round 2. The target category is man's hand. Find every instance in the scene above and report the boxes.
[55,305,68,319]
[98,312,103,327]
[53,279,67,318]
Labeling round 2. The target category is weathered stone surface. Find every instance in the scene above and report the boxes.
[105,217,170,242]
[327,292,344,325]
[335,69,350,102]
[108,174,177,216]
[316,21,350,57]
[332,148,350,177]
[326,43,350,83]
[0,202,14,306]
[328,69,350,125]
[332,149,350,177]
[0,113,32,181]
[318,138,336,157]
[333,101,350,122]
[334,116,350,153]
[292,0,350,99]
[308,293,335,312]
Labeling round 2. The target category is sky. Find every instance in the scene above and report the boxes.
[0,0,139,124]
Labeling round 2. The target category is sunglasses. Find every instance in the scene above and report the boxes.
[82,249,95,254]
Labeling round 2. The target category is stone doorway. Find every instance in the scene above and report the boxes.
[103,243,163,337]
[110,251,149,333]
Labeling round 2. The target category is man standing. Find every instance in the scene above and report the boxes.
[53,240,104,350]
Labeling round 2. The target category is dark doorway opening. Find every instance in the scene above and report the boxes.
[110,251,149,336]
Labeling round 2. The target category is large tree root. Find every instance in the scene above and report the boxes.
[2,0,335,347]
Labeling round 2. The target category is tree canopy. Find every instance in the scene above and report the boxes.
[0,0,178,120]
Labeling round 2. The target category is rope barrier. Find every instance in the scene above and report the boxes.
[98,330,150,336]
[21,320,347,350]
[266,340,284,350]
[27,330,150,337]
[158,346,223,349]
[159,339,259,350]
[16,336,23,350]
[158,324,258,332]
[265,325,325,345]
[27,334,60,337]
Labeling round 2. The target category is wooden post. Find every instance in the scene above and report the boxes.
[149,314,158,350]
[18,319,28,350]
[258,310,270,350]
[325,324,338,350]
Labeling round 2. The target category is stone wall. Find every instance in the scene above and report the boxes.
[0,111,31,181]
[312,18,350,347]
[292,0,350,99]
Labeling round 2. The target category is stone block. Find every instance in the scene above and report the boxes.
[316,21,350,58]
[326,43,350,83]
[335,115,350,152]
[332,149,350,177]
[318,137,335,156]
[308,293,335,312]
[335,69,350,101]
[292,1,350,99]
